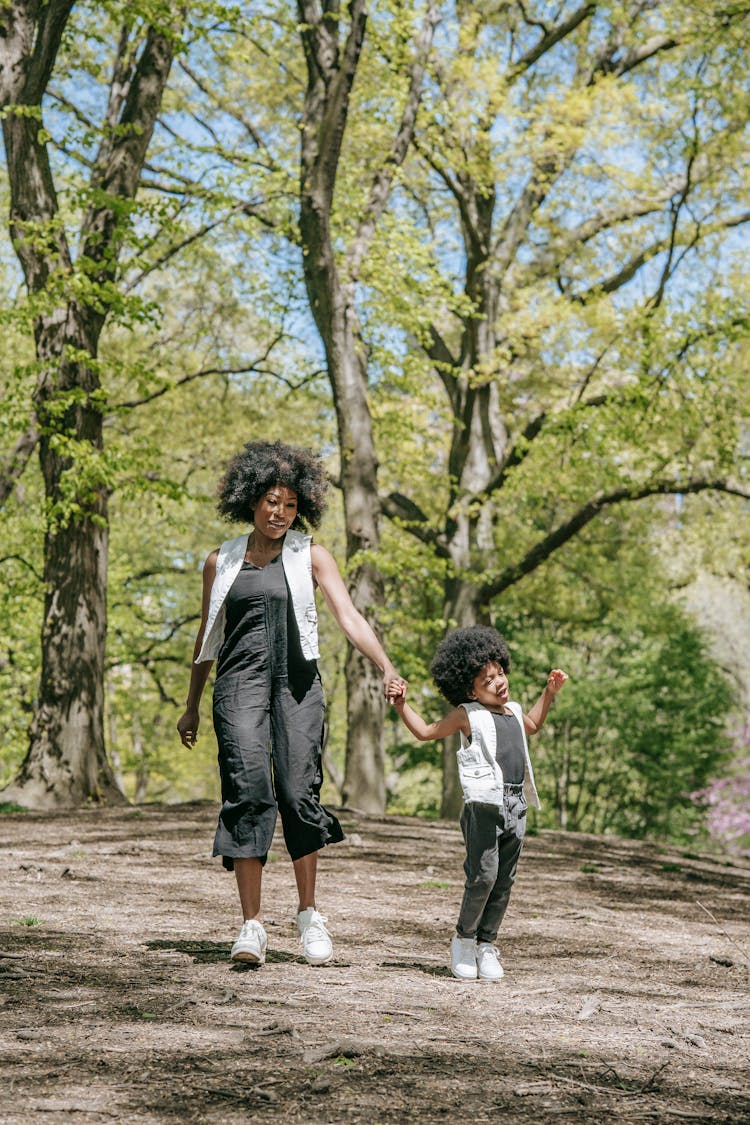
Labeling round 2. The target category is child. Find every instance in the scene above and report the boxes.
[388,625,567,982]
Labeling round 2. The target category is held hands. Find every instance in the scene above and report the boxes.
[386,675,407,708]
[547,668,569,694]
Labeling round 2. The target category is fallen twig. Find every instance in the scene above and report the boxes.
[641,1060,671,1093]
[695,901,750,968]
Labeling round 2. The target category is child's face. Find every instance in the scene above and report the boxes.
[470,661,509,708]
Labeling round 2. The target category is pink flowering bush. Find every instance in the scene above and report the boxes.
[692,725,750,855]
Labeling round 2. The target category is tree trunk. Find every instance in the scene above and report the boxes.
[297,1,389,812]
[107,680,125,795]
[0,4,179,807]
[302,265,387,812]
[295,1,437,810]
[341,425,386,814]
[3,312,123,808]
[438,377,506,817]
[133,711,149,806]
[4,507,116,806]
[333,289,387,813]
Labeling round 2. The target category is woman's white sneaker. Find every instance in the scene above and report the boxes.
[230,919,267,964]
[476,942,504,980]
[296,908,333,965]
[450,934,478,980]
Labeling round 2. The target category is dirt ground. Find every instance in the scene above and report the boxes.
[1,803,748,1124]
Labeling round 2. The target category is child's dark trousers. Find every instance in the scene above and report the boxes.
[455,785,527,943]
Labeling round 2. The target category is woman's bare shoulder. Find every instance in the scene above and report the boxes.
[310,541,331,559]
[310,542,337,570]
[202,548,219,580]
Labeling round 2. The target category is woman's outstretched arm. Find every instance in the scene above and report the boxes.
[311,543,404,696]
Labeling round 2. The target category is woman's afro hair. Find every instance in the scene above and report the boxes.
[216,440,328,529]
[430,625,511,707]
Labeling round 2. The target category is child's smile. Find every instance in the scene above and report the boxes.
[470,661,510,711]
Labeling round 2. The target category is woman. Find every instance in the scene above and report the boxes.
[177,440,404,967]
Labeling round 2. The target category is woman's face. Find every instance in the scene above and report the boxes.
[252,485,298,538]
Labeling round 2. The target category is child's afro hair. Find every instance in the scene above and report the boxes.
[430,625,511,707]
[216,440,328,529]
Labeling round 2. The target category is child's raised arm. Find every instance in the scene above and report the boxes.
[523,668,568,735]
[389,682,470,742]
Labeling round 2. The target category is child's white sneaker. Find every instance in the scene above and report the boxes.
[296,908,333,965]
[476,942,504,980]
[450,934,478,980]
[230,918,267,964]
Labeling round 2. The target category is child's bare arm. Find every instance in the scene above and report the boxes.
[523,668,568,735]
[390,684,470,741]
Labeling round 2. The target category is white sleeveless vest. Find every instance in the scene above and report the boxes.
[459,701,541,809]
[195,528,319,664]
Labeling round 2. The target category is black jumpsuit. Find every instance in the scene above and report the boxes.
[211,554,344,870]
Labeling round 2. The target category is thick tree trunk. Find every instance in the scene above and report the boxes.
[3,312,123,807]
[0,4,179,807]
[296,1,436,811]
[297,1,388,813]
[333,288,387,812]
[4,502,117,807]
[302,265,387,813]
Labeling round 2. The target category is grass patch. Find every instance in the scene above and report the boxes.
[0,802,27,814]
[580,864,599,874]
[660,862,682,873]
[16,916,42,927]
[419,879,451,890]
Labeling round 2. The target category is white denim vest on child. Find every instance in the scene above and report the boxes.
[195,529,319,664]
[458,701,541,810]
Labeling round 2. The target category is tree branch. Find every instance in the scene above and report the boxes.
[571,207,750,302]
[413,133,465,209]
[177,57,274,160]
[122,202,273,294]
[0,1,75,289]
[609,34,681,78]
[493,9,685,278]
[0,551,44,582]
[524,185,686,283]
[483,410,548,499]
[481,478,750,600]
[79,14,183,286]
[380,490,450,556]
[297,0,367,208]
[111,344,287,411]
[348,2,439,279]
[492,149,573,273]
[423,323,459,407]
[510,2,596,79]
[22,0,75,103]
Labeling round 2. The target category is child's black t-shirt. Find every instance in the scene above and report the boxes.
[492,711,526,785]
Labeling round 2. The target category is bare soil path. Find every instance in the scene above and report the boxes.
[1,804,748,1123]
